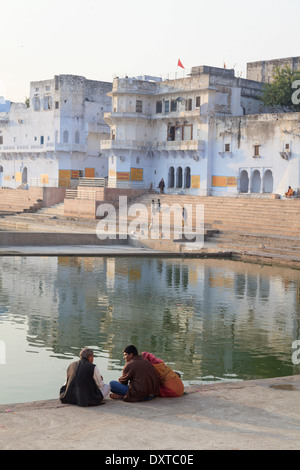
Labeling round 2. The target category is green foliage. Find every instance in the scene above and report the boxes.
[261,66,300,112]
[24,97,30,108]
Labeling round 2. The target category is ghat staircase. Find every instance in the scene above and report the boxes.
[0,188,43,214]
[1,188,300,264]
[122,193,300,260]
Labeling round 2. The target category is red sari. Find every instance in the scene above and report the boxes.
[142,352,184,397]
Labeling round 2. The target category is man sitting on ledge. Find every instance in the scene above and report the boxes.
[60,348,110,407]
[110,345,160,402]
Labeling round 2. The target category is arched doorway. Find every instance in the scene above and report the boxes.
[22,167,28,185]
[184,167,191,188]
[251,170,261,193]
[0,166,3,187]
[168,166,175,188]
[263,170,273,193]
[63,130,69,143]
[176,166,183,188]
[240,170,249,193]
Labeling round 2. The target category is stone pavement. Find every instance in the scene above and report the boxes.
[0,375,299,450]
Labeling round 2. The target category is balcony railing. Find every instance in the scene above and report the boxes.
[0,143,87,153]
[100,139,150,151]
[100,139,205,152]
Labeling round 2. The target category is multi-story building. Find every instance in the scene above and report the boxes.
[0,75,112,188]
[100,62,300,197]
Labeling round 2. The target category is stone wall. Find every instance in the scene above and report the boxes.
[247,57,300,83]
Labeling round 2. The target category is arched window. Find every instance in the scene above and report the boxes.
[251,170,261,193]
[240,170,249,193]
[176,166,183,188]
[63,130,69,143]
[184,167,191,188]
[263,170,273,193]
[75,131,80,144]
[168,166,175,188]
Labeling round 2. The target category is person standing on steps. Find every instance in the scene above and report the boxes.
[158,178,165,194]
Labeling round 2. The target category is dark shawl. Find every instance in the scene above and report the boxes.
[60,359,103,407]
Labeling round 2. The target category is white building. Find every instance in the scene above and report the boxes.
[100,63,300,197]
[0,75,112,188]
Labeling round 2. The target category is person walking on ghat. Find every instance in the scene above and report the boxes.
[59,348,110,407]
[158,178,165,194]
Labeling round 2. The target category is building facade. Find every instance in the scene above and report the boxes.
[0,75,112,188]
[100,62,300,197]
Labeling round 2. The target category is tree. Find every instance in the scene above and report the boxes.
[261,66,300,112]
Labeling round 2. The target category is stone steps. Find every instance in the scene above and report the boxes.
[0,188,43,213]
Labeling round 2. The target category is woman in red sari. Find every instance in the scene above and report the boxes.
[142,352,184,397]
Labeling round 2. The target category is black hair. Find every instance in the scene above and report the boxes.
[123,345,138,356]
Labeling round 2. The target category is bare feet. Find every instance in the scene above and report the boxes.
[110,393,124,400]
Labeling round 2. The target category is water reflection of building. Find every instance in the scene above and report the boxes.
[0,256,300,381]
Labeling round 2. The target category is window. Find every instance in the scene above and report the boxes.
[196,96,201,108]
[0,136,3,145]
[167,124,192,141]
[63,130,69,143]
[183,124,192,141]
[33,97,40,111]
[171,100,177,112]
[225,143,231,152]
[40,136,44,145]
[164,100,170,113]
[167,125,175,141]
[185,98,192,111]
[75,131,80,144]
[156,101,162,113]
[136,100,143,113]
[55,101,59,109]
[254,145,260,156]
[44,96,52,110]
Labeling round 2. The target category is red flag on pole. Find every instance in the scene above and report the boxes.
[177,59,185,69]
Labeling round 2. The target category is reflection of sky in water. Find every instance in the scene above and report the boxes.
[0,256,300,404]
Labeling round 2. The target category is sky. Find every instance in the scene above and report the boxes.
[1,0,300,102]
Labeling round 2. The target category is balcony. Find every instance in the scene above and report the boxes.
[100,139,206,154]
[54,143,87,153]
[103,112,150,125]
[151,140,205,152]
[100,139,150,151]
[87,122,110,134]
[0,142,87,155]
[154,108,202,120]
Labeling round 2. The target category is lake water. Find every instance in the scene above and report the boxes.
[0,256,300,404]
